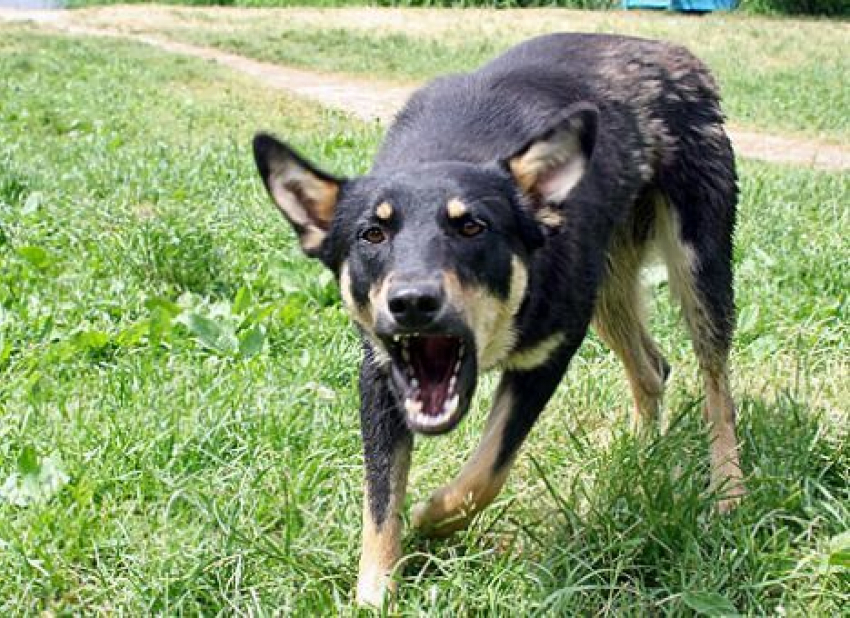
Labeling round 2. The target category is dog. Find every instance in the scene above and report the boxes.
[252,32,743,605]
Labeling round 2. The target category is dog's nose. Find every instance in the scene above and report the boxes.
[387,281,445,329]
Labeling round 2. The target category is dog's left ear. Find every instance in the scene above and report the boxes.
[253,133,342,258]
[508,103,598,230]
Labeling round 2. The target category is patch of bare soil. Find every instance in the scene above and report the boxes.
[726,129,848,171]
[1,7,847,171]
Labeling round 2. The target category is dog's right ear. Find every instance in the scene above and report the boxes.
[253,133,342,258]
[507,103,598,231]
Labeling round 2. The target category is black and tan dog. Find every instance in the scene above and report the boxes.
[253,33,743,605]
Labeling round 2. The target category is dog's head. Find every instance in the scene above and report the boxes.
[253,104,596,434]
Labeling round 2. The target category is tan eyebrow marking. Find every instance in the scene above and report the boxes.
[447,198,468,219]
[375,201,393,221]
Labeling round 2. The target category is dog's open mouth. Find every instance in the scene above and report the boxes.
[388,334,477,434]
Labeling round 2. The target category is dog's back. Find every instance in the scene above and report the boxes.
[378,33,735,235]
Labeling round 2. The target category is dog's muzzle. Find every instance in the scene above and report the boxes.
[378,279,478,434]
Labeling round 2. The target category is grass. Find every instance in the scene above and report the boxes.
[60,5,850,142]
[1,24,848,615]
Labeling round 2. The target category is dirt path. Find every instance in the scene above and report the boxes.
[2,7,847,171]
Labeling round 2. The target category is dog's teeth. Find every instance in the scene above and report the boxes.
[405,398,423,415]
[454,360,462,375]
[448,376,456,393]
[402,347,410,363]
[411,378,419,389]
[443,394,460,416]
[412,392,461,428]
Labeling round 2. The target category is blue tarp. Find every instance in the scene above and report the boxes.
[623,0,737,10]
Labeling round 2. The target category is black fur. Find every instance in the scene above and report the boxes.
[253,32,739,601]
[359,345,412,528]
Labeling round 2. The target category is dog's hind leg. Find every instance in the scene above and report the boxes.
[356,353,413,606]
[654,179,743,512]
[593,230,670,430]
[412,345,577,537]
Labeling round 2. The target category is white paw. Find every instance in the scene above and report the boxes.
[356,565,392,608]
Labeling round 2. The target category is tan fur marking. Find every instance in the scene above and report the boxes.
[653,197,744,509]
[446,198,468,219]
[509,157,536,194]
[375,201,393,221]
[339,262,393,336]
[298,227,326,254]
[357,446,411,606]
[340,262,390,366]
[653,199,719,365]
[593,226,667,427]
[311,180,339,228]
[443,256,528,370]
[368,273,393,326]
[510,129,586,204]
[535,206,565,229]
[340,262,373,330]
[268,162,339,253]
[704,370,744,512]
[503,332,566,371]
[411,389,514,536]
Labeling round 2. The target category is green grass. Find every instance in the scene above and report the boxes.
[70,6,850,143]
[1,25,848,614]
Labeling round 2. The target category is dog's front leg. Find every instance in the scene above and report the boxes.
[412,344,578,537]
[356,354,413,607]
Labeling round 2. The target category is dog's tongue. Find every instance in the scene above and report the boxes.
[409,336,459,414]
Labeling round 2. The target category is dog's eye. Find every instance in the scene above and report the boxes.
[459,217,487,238]
[362,226,387,244]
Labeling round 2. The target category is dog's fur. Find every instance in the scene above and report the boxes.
[253,33,742,605]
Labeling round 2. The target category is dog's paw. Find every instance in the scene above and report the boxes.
[356,565,395,608]
[713,458,745,515]
[411,500,469,538]
[716,483,746,514]
[411,500,449,537]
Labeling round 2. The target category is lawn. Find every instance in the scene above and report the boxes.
[57,5,850,143]
[0,25,847,615]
